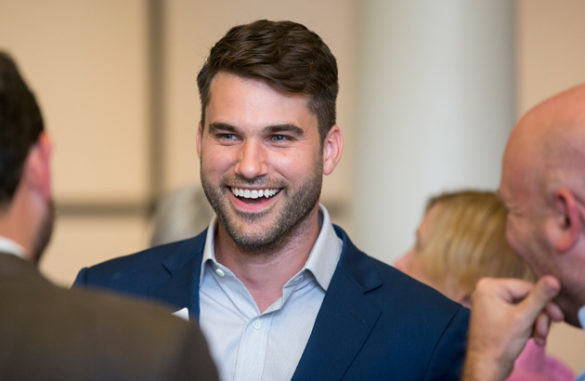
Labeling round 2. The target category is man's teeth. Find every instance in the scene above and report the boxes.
[231,187,279,199]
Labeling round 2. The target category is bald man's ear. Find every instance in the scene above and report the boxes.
[545,189,581,253]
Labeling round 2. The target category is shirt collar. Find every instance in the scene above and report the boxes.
[0,236,26,259]
[200,204,342,290]
[579,305,585,329]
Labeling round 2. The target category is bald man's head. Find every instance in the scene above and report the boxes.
[503,86,585,200]
[499,83,585,326]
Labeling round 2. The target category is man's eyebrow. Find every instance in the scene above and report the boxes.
[265,124,304,136]
[208,122,238,133]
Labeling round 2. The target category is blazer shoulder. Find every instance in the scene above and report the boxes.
[1,279,219,380]
[334,225,467,323]
[73,231,207,293]
[296,227,468,380]
[366,251,468,325]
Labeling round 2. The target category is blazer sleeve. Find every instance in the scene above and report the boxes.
[424,306,469,380]
[73,267,89,287]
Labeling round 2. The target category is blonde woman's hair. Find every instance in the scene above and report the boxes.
[419,190,531,296]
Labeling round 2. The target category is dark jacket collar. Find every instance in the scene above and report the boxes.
[0,252,50,285]
[148,232,207,314]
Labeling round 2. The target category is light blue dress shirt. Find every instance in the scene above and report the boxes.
[199,205,342,381]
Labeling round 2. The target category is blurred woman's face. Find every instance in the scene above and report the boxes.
[395,204,441,287]
[395,204,468,306]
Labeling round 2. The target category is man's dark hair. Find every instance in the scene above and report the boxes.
[0,52,44,209]
[197,19,338,141]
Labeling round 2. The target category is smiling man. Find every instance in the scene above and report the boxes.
[75,19,469,380]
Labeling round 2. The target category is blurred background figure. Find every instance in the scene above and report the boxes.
[395,190,528,305]
[395,190,573,381]
[0,51,218,381]
[150,186,213,247]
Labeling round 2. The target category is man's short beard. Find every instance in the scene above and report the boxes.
[222,181,320,252]
[32,200,54,264]
[201,166,323,253]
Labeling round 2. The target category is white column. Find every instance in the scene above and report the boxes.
[352,0,515,263]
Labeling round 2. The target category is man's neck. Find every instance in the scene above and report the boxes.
[0,208,31,261]
[213,209,321,312]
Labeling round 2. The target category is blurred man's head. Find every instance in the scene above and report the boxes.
[0,52,53,263]
[499,83,585,326]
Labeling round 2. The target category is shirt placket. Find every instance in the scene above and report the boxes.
[233,313,273,381]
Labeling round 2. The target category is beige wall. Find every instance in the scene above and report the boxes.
[517,0,585,114]
[516,0,585,374]
[0,0,150,203]
[1,0,584,374]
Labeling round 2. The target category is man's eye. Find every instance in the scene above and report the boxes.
[271,135,290,142]
[217,133,237,141]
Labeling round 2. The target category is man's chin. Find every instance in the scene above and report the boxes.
[232,207,272,222]
[557,293,581,327]
[225,223,278,252]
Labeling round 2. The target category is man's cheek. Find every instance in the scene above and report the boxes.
[505,224,524,258]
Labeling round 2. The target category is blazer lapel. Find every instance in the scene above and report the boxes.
[148,232,206,320]
[292,227,382,381]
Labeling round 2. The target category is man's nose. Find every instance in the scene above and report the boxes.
[234,140,268,179]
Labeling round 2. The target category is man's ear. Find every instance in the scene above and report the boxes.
[546,188,581,253]
[196,122,203,158]
[23,132,53,200]
[322,125,343,175]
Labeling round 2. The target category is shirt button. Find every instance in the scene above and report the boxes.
[253,320,261,329]
[215,268,225,277]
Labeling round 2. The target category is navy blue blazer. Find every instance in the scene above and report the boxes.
[75,226,469,380]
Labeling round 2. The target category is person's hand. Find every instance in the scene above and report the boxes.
[462,276,563,381]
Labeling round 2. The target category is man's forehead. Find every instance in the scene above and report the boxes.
[208,73,307,106]
[205,72,316,127]
[500,135,532,196]
[501,134,523,181]
[503,115,543,169]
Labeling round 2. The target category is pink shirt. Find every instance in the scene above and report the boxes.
[507,339,574,381]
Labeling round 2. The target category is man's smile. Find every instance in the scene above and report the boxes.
[230,187,280,199]
[227,185,283,210]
